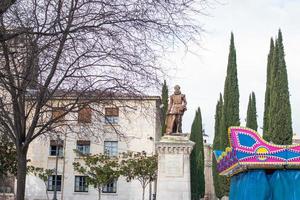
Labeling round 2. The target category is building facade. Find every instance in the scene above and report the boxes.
[203,143,216,200]
[25,96,161,200]
[293,133,300,144]
[0,176,15,200]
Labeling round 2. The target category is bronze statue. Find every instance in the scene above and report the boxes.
[165,85,187,135]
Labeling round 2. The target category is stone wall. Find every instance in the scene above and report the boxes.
[203,143,216,200]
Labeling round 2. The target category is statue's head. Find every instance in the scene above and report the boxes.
[174,85,181,95]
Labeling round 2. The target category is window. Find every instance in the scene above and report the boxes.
[49,140,64,156]
[76,140,90,154]
[102,180,117,193]
[78,106,92,123]
[0,176,14,193]
[0,185,13,193]
[75,176,88,192]
[104,141,118,157]
[47,175,62,191]
[52,107,65,122]
[104,107,119,124]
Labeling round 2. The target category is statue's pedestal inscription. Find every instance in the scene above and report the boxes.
[165,154,183,177]
[156,135,194,200]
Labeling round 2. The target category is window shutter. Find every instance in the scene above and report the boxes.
[52,107,65,121]
[50,140,63,146]
[78,106,92,123]
[105,107,119,116]
[77,140,90,145]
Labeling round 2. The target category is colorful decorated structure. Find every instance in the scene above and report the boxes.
[215,127,300,176]
[214,127,300,200]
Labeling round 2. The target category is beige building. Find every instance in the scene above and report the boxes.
[25,96,161,200]
[293,133,300,144]
[203,143,216,200]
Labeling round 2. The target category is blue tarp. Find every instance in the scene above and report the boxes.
[229,170,300,200]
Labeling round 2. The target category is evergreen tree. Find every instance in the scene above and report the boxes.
[268,30,293,144]
[161,80,169,135]
[246,92,258,131]
[212,94,223,199]
[219,32,240,196]
[221,32,240,150]
[190,107,205,200]
[263,38,275,141]
[246,94,252,127]
[251,92,258,131]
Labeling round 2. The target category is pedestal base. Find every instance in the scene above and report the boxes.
[156,134,194,200]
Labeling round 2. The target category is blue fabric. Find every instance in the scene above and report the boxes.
[238,133,256,147]
[285,150,300,159]
[269,170,300,200]
[230,170,270,200]
[236,151,251,159]
[214,150,223,159]
[229,170,300,200]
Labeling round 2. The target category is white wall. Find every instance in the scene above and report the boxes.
[26,98,161,200]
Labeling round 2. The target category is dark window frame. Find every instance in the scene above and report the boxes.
[49,140,64,156]
[102,180,117,193]
[0,176,14,193]
[74,176,88,192]
[47,175,62,191]
[104,107,119,124]
[104,141,118,157]
[76,140,91,155]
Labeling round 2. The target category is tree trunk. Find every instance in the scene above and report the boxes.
[98,187,102,200]
[46,189,49,200]
[44,182,49,200]
[16,149,28,200]
[0,0,16,16]
[142,186,145,200]
[149,181,152,200]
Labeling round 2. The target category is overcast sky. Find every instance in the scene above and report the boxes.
[164,0,300,143]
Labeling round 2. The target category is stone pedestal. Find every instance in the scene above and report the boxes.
[156,135,195,200]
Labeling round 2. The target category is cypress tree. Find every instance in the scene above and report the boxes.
[212,94,223,199]
[161,80,169,135]
[221,32,240,151]
[219,32,240,197]
[268,30,293,144]
[251,92,258,131]
[246,94,252,127]
[190,107,205,200]
[263,38,275,141]
[246,92,258,131]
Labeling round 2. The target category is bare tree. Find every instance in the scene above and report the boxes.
[0,0,206,199]
[0,0,16,16]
